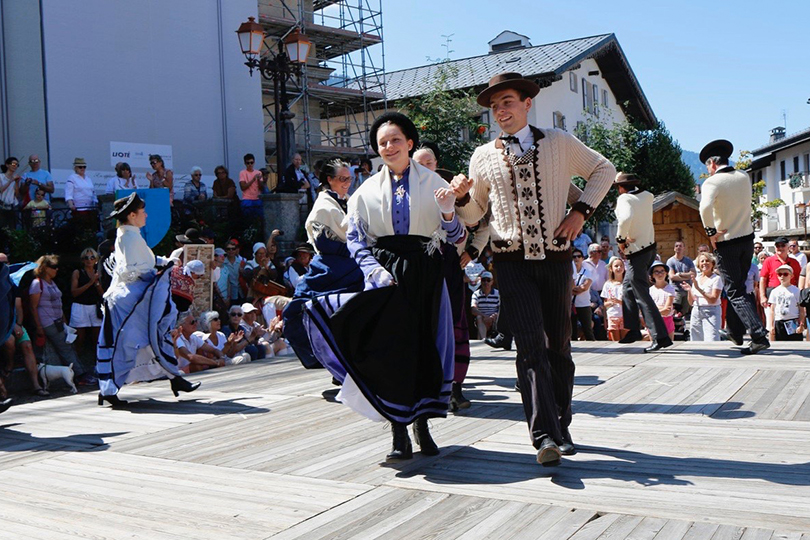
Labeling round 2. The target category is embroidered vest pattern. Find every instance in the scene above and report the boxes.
[504,146,549,260]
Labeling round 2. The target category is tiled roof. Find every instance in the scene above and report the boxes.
[383,34,612,101]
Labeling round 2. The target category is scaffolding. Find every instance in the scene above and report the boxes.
[257,0,385,170]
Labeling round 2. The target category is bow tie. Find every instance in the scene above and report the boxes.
[499,135,523,152]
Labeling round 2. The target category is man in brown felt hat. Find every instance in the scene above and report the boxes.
[698,139,769,354]
[613,172,672,352]
[451,72,615,466]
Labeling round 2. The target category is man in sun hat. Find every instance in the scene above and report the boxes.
[450,71,615,466]
[699,138,769,355]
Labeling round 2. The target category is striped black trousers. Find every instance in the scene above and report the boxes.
[496,258,574,448]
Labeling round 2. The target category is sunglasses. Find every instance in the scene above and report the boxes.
[573,254,583,258]
[192,173,202,177]
[245,160,255,164]
[336,176,352,182]
[652,269,667,274]
[226,247,238,251]
[187,319,197,325]
[209,317,220,322]
[76,166,86,169]
[82,255,97,260]
[230,312,243,317]
[777,272,791,277]
[481,278,493,282]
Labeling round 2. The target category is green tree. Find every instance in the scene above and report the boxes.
[400,63,487,175]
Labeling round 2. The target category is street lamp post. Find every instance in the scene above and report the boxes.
[236,17,312,177]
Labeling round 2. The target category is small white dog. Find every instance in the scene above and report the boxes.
[37,363,77,394]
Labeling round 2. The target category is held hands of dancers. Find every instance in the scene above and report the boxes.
[449,174,473,198]
[365,266,395,290]
[434,187,457,216]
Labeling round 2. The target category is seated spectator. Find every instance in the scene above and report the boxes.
[212,165,238,202]
[105,162,140,194]
[174,311,225,373]
[239,153,263,218]
[29,254,94,384]
[195,311,250,365]
[24,187,51,228]
[284,244,314,291]
[277,153,310,195]
[223,305,259,361]
[767,264,805,341]
[240,303,287,357]
[471,271,499,339]
[183,166,208,204]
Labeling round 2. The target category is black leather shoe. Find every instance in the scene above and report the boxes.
[170,376,201,397]
[413,417,440,456]
[719,329,744,346]
[741,338,770,355]
[386,422,413,461]
[450,382,471,411]
[644,336,673,353]
[98,393,128,408]
[559,430,576,456]
[536,436,561,466]
[618,331,643,344]
[484,334,512,351]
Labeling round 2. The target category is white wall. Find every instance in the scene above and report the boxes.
[755,138,810,235]
[34,0,263,196]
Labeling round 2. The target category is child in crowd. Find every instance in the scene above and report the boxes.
[649,261,676,341]
[601,256,626,341]
[767,264,805,341]
[24,187,50,228]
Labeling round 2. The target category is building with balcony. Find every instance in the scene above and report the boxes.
[750,126,810,244]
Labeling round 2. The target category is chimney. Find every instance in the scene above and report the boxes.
[770,126,786,143]
[488,31,531,54]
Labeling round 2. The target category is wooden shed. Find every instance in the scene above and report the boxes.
[652,191,710,257]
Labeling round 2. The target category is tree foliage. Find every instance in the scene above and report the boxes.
[738,150,785,225]
[400,63,487,175]
[574,115,696,228]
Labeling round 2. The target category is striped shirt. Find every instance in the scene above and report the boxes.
[472,288,500,316]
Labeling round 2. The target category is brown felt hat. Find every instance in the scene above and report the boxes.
[614,172,641,187]
[476,72,540,107]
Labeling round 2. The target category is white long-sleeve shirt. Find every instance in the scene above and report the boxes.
[615,189,655,255]
[65,173,97,210]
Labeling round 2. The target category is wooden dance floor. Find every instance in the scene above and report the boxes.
[1,340,809,539]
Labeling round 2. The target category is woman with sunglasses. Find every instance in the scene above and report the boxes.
[29,254,94,385]
[96,193,200,407]
[70,247,104,365]
[303,113,465,461]
[283,158,364,369]
[146,154,174,204]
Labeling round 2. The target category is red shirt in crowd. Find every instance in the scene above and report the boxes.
[760,255,801,288]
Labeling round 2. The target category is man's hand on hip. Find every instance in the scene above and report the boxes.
[553,211,586,243]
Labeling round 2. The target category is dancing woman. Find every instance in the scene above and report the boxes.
[304,112,466,461]
[96,193,200,407]
[283,158,363,369]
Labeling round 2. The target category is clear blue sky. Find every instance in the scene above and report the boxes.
[375,0,810,155]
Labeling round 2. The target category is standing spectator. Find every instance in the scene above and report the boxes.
[681,252,724,341]
[21,154,54,205]
[146,154,174,203]
[788,239,807,269]
[649,261,676,341]
[572,228,592,257]
[600,239,613,262]
[222,239,246,305]
[65,158,98,229]
[105,162,140,194]
[29,255,94,384]
[759,236,801,337]
[239,153,263,218]
[752,241,764,266]
[69,248,104,366]
[601,257,626,341]
[23,187,51,229]
[767,264,805,341]
[0,157,21,228]
[571,248,595,341]
[582,243,608,294]
[277,153,310,198]
[351,158,373,195]
[183,166,208,204]
[667,241,696,318]
[284,244,313,291]
[212,165,238,202]
[471,271,499,339]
